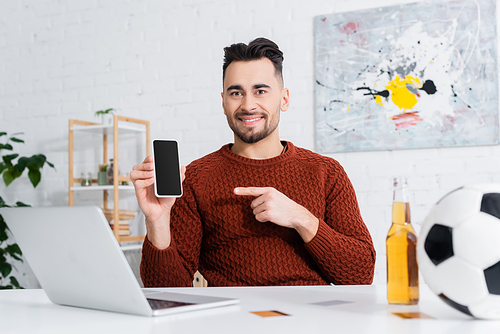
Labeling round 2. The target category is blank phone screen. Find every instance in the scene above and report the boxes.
[153,140,182,197]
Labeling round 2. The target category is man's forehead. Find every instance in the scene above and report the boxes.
[223,59,280,89]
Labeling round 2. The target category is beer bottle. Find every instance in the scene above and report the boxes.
[386,177,419,305]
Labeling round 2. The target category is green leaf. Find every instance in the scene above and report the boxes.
[15,202,30,207]
[2,170,14,186]
[46,161,55,169]
[9,137,24,143]
[0,215,9,242]
[6,244,22,262]
[30,154,46,169]
[11,168,22,180]
[0,144,13,151]
[9,276,21,288]
[6,244,22,257]
[0,285,14,290]
[0,197,8,208]
[0,262,12,278]
[9,253,22,262]
[28,169,41,188]
[0,230,8,243]
[0,213,7,229]
[3,154,19,166]
[0,132,6,137]
[14,157,28,174]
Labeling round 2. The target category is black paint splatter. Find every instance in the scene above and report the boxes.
[357,87,389,98]
[450,85,458,97]
[420,80,437,95]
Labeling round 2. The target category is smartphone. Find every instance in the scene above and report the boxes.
[152,139,183,197]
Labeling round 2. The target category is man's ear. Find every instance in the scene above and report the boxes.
[221,91,226,115]
[281,88,290,112]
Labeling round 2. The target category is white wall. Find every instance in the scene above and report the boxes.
[1,0,500,287]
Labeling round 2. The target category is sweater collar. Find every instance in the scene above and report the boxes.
[221,141,295,166]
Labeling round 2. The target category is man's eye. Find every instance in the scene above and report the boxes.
[230,91,241,96]
[256,90,266,94]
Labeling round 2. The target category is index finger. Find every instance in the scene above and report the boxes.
[234,187,270,197]
[132,155,154,171]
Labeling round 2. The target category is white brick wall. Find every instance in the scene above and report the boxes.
[1,0,500,287]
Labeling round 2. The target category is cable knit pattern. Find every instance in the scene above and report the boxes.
[140,141,376,287]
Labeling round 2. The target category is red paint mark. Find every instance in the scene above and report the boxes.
[391,111,423,130]
[441,115,456,133]
[445,115,455,124]
[341,22,359,35]
[321,17,327,22]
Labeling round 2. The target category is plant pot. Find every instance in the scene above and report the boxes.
[98,171,107,185]
[101,114,114,125]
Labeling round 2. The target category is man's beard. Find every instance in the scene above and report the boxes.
[225,109,280,144]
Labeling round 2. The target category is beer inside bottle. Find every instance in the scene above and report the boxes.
[386,178,419,305]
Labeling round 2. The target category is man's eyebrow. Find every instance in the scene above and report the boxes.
[226,84,243,91]
[226,83,271,92]
[253,83,271,90]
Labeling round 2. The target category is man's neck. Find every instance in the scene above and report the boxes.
[231,133,284,160]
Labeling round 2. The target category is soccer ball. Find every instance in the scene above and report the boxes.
[417,184,500,319]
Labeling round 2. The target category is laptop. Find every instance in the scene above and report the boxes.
[0,206,239,317]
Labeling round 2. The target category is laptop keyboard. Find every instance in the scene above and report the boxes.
[147,298,194,310]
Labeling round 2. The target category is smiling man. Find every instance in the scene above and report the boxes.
[132,38,376,287]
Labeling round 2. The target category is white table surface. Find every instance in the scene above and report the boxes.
[1,284,498,334]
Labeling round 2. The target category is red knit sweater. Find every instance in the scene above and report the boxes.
[140,142,375,287]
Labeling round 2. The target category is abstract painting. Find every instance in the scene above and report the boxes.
[315,0,498,153]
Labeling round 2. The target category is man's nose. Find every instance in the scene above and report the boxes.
[241,94,257,112]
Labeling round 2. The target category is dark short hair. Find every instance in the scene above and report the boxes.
[222,37,284,85]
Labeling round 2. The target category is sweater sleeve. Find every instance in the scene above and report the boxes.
[303,163,376,285]
[140,174,203,287]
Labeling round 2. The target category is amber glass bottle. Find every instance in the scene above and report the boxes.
[386,177,419,305]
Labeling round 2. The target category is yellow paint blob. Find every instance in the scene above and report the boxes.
[385,76,422,110]
[374,95,383,106]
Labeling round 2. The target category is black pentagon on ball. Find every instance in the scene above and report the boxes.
[424,224,454,266]
[480,193,500,220]
[484,261,500,295]
[438,293,473,317]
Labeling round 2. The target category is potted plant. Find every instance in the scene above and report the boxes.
[94,108,116,125]
[0,132,55,289]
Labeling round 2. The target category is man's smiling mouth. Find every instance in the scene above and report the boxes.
[241,117,262,123]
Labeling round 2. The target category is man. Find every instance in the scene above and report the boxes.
[131,37,375,287]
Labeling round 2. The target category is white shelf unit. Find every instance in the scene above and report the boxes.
[68,116,150,244]
[70,185,135,191]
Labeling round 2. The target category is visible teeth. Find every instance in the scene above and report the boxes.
[242,118,261,122]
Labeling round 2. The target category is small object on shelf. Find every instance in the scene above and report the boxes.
[80,172,91,187]
[94,108,115,125]
[120,172,129,185]
[107,159,114,185]
[98,164,108,185]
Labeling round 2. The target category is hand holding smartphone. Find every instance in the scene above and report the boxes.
[152,139,183,197]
